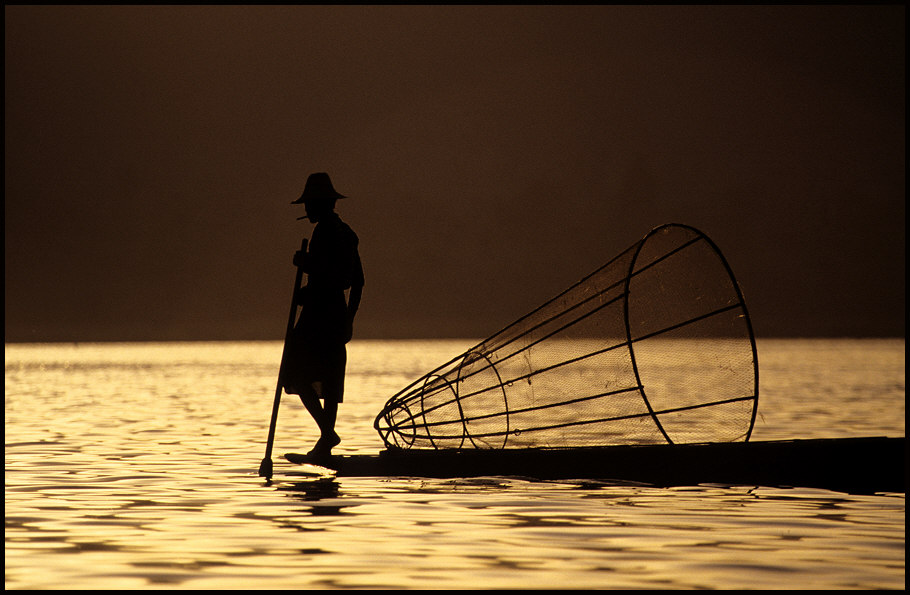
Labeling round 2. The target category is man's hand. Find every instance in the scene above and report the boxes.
[343,314,355,344]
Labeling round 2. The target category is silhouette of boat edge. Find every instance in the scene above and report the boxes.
[285,436,905,494]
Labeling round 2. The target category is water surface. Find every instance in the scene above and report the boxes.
[5,339,905,589]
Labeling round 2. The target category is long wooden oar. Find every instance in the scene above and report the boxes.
[259,237,308,479]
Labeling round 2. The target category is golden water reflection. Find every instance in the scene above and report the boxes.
[5,339,905,588]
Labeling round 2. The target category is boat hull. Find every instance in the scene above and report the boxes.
[285,436,905,494]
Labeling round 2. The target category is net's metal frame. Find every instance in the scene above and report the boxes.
[375,223,759,450]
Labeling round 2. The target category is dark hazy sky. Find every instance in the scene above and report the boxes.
[5,6,905,342]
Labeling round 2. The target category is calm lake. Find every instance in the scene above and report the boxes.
[5,338,905,589]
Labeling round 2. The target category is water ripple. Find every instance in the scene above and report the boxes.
[5,340,905,589]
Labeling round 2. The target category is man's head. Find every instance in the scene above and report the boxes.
[300,198,336,222]
[292,172,345,222]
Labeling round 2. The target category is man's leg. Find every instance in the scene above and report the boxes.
[322,399,339,447]
[299,385,327,436]
[299,385,340,453]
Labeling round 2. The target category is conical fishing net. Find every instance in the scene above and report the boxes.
[374,223,758,449]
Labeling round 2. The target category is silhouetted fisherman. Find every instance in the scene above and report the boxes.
[283,172,364,457]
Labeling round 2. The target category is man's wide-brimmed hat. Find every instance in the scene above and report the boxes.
[292,172,346,204]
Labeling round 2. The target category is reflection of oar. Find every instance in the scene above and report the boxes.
[259,237,308,479]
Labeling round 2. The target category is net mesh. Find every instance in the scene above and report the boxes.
[374,224,759,449]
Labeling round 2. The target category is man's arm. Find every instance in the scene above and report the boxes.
[344,250,364,342]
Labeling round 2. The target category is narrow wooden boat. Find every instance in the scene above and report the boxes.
[285,436,905,494]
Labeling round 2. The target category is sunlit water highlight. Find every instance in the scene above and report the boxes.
[5,339,905,589]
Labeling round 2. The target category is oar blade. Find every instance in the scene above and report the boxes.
[258,456,273,479]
